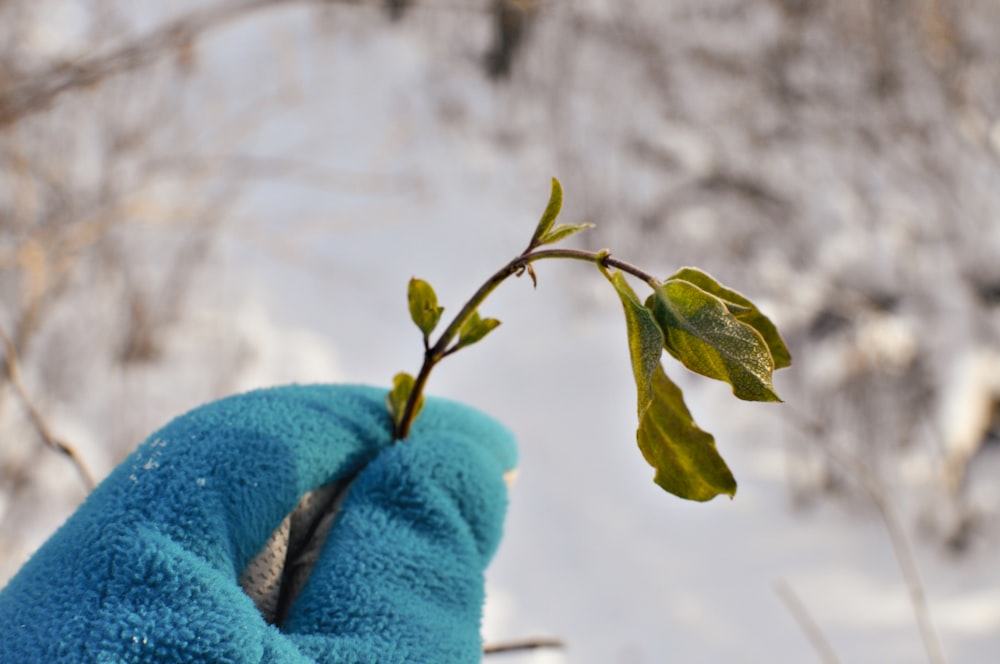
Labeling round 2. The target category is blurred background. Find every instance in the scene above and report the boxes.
[2,0,1000,661]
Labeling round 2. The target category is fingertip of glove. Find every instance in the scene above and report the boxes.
[248,385,518,476]
[406,395,518,475]
[345,437,511,565]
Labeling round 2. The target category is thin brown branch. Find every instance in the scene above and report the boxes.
[394,245,659,439]
[483,637,566,655]
[0,325,96,492]
[0,0,330,127]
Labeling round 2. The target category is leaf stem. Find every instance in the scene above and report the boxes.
[393,247,659,439]
[529,248,661,286]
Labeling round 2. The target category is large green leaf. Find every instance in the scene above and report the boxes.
[408,278,443,339]
[668,267,791,369]
[647,280,781,402]
[638,365,737,501]
[604,270,663,417]
[604,269,735,501]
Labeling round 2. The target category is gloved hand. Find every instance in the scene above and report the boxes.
[0,384,517,663]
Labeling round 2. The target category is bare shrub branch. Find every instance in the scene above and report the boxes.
[0,325,96,491]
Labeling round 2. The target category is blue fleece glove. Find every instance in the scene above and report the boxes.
[0,384,517,663]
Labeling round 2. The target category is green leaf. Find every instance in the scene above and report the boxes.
[646,279,781,402]
[530,177,564,246]
[638,365,737,501]
[604,270,664,418]
[453,310,501,351]
[386,372,423,434]
[668,267,791,369]
[537,222,595,246]
[605,268,735,501]
[408,277,444,338]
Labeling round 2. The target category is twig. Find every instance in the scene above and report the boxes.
[784,410,947,664]
[0,0,325,126]
[395,246,657,438]
[862,471,946,664]
[0,325,96,491]
[773,578,841,664]
[484,637,566,655]
[0,0,518,127]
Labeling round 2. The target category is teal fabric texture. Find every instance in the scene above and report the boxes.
[0,384,517,663]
